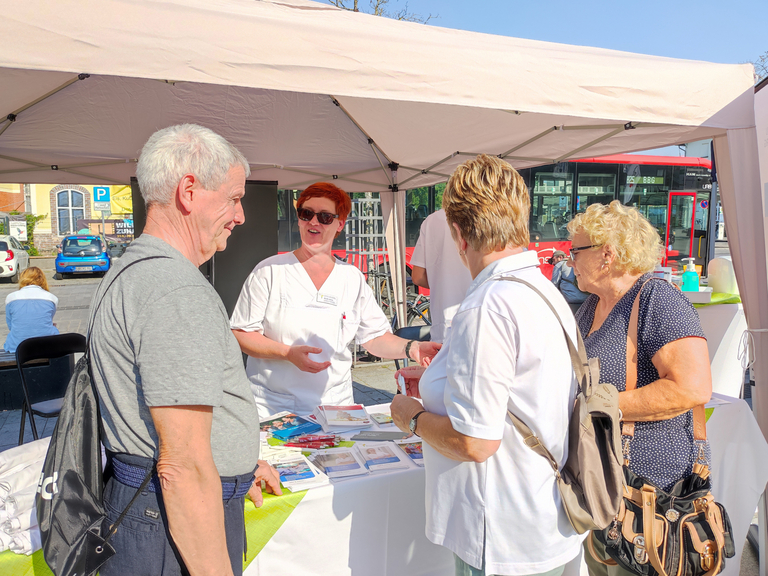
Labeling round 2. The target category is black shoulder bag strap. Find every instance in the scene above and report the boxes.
[86,255,170,546]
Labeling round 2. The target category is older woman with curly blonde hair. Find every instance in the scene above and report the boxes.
[567,201,712,576]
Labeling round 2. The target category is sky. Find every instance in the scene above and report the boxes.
[397,0,766,67]
[361,0,766,155]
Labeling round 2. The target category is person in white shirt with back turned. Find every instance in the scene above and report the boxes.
[410,209,472,343]
[390,154,583,576]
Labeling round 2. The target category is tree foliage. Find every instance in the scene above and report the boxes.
[753,51,768,83]
[327,0,435,23]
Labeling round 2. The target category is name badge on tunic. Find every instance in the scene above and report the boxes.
[317,293,338,306]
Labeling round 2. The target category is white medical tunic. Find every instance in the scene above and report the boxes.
[418,251,585,574]
[230,253,390,418]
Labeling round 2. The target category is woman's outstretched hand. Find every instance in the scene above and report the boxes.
[413,341,441,367]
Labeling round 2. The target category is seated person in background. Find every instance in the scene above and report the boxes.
[231,182,441,419]
[550,250,590,313]
[4,266,59,354]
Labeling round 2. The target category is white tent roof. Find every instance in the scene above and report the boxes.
[0,0,755,189]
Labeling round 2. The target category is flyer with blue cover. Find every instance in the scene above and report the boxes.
[266,413,322,440]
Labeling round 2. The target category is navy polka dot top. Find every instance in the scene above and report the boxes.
[576,274,709,492]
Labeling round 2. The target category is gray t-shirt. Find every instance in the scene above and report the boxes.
[90,235,259,477]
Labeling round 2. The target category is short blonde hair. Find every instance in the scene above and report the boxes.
[567,200,662,275]
[443,154,529,252]
[19,266,49,291]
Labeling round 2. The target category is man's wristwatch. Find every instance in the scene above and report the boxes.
[409,410,427,435]
[404,340,417,361]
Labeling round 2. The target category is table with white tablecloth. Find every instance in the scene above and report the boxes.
[247,396,768,576]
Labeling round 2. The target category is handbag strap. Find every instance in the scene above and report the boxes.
[621,278,707,443]
[493,276,594,469]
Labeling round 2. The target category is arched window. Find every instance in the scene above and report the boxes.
[57,189,85,235]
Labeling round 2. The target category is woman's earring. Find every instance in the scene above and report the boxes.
[459,250,466,256]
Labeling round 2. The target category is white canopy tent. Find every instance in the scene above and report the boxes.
[0,0,765,451]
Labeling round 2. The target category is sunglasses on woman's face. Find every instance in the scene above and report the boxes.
[297,207,339,226]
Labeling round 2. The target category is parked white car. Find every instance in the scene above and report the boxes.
[0,235,30,283]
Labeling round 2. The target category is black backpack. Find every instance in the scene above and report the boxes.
[36,256,166,576]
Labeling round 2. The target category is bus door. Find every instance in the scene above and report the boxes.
[663,191,696,273]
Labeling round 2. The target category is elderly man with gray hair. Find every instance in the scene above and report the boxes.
[90,124,280,576]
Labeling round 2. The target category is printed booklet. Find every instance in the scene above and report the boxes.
[395,439,425,466]
[308,446,369,479]
[320,405,371,427]
[260,411,322,440]
[271,454,329,492]
[357,442,410,472]
[368,412,394,426]
[313,405,372,433]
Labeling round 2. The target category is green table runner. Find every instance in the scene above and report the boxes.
[693,292,741,308]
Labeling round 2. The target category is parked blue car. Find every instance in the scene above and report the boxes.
[55,235,111,278]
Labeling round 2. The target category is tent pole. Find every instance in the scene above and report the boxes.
[0,74,89,140]
[556,126,625,162]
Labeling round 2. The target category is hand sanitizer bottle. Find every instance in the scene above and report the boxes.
[681,258,699,292]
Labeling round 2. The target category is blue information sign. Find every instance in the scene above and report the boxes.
[94,186,111,202]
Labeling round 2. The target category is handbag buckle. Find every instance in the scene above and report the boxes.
[632,535,649,565]
[665,509,680,522]
[700,542,716,571]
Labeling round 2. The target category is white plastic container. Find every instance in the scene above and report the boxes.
[707,257,739,295]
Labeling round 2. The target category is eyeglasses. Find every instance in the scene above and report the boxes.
[568,244,602,259]
[297,207,339,225]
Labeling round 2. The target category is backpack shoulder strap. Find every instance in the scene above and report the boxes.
[494,276,593,469]
[85,255,172,353]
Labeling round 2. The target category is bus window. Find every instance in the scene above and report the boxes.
[576,172,615,214]
[531,171,573,240]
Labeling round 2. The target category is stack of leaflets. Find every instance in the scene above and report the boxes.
[270,454,329,492]
[395,439,425,467]
[308,446,369,480]
[356,442,410,472]
[260,411,322,440]
[313,404,373,433]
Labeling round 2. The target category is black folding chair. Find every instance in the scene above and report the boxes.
[393,325,432,372]
[15,333,87,445]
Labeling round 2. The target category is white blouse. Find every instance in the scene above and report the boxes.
[231,253,390,418]
[419,251,585,574]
